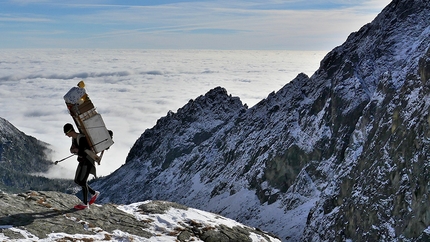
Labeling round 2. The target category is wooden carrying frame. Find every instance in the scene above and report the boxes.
[65,88,114,154]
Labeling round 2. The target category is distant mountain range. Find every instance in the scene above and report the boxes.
[91,0,430,241]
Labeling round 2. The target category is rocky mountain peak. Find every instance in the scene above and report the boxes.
[93,0,430,241]
[126,86,245,164]
[168,86,245,125]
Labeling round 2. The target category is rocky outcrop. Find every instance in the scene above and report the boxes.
[0,191,150,240]
[0,191,280,242]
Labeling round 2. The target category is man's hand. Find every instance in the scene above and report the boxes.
[85,149,100,164]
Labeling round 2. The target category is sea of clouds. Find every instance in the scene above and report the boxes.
[0,49,327,179]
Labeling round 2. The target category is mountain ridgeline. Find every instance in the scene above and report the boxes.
[0,118,71,193]
[93,0,430,241]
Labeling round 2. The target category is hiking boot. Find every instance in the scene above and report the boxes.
[89,191,100,205]
[74,203,89,210]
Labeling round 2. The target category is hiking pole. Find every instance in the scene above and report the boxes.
[54,154,74,165]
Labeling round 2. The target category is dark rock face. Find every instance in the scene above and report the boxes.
[302,0,430,241]
[0,117,52,174]
[419,48,430,84]
[93,0,430,241]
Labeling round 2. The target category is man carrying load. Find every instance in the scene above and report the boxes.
[64,123,100,210]
[59,81,114,210]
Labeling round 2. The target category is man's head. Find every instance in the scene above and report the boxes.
[63,123,75,136]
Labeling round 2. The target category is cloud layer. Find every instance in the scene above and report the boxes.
[0,49,326,179]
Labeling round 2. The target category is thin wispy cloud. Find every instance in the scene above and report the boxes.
[0,15,50,22]
[0,0,391,49]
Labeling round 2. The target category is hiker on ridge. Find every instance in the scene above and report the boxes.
[63,123,100,210]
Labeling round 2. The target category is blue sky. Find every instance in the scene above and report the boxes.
[0,0,391,50]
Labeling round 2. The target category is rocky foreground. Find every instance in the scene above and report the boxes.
[0,191,280,241]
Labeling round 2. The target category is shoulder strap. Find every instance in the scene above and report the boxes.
[76,133,85,146]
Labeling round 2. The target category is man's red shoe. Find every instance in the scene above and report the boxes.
[74,203,88,210]
[89,191,100,205]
